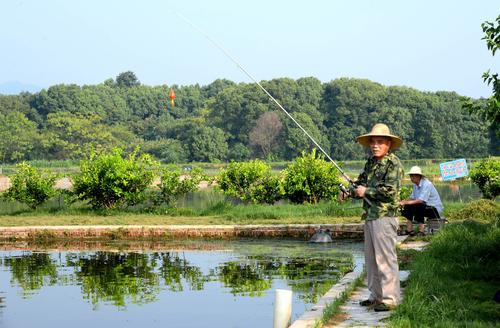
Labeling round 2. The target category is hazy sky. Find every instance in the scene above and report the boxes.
[1,0,499,97]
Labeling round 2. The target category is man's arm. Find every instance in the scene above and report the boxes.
[400,198,424,206]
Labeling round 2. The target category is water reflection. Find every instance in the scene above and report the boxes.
[0,240,361,327]
[71,252,160,307]
[160,252,207,292]
[3,252,58,295]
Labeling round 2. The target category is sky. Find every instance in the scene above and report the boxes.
[0,0,499,98]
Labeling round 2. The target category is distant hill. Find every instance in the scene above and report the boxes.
[0,81,42,94]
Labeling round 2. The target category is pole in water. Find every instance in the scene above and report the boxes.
[273,289,292,328]
[175,12,371,206]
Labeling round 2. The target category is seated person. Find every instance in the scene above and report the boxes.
[400,166,444,236]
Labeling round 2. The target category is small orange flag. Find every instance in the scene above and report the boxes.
[169,88,176,107]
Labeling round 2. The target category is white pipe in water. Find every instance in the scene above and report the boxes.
[273,289,292,328]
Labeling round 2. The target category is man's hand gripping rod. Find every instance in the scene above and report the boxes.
[176,12,371,206]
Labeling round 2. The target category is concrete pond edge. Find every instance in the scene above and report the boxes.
[289,267,365,328]
[0,224,365,240]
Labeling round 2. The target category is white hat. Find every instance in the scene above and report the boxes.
[407,166,423,176]
[356,123,403,150]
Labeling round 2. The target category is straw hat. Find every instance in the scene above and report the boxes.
[407,166,424,176]
[356,123,403,150]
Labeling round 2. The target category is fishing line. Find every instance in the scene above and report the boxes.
[175,12,371,205]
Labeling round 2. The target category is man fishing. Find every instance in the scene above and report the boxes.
[177,15,403,312]
[353,123,404,312]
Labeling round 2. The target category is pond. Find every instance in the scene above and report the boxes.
[181,183,482,206]
[432,183,482,203]
[0,239,363,328]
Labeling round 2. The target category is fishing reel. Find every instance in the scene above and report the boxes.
[338,183,351,195]
[339,183,372,206]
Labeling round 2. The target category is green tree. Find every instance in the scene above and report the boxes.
[72,148,158,209]
[228,143,251,161]
[208,84,268,145]
[462,15,500,139]
[201,78,236,98]
[138,139,188,163]
[45,112,130,159]
[188,126,228,162]
[217,160,283,204]
[0,94,42,125]
[277,112,329,160]
[282,149,342,204]
[116,71,140,88]
[470,157,500,199]
[2,162,56,209]
[0,112,39,162]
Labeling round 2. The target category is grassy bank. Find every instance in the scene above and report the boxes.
[389,219,500,327]
[0,200,364,226]
[0,190,476,227]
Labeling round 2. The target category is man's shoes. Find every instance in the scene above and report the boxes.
[359,299,378,306]
[373,302,396,312]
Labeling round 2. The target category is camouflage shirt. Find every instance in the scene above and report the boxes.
[354,153,404,220]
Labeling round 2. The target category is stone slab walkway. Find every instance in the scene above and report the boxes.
[328,270,410,328]
[326,236,427,327]
[288,236,417,328]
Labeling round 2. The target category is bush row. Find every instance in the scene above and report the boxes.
[3,150,498,210]
[1,148,343,210]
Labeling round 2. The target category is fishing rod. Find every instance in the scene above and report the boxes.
[175,12,371,206]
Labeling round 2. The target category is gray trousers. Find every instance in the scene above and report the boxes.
[364,216,401,305]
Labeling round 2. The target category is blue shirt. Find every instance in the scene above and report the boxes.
[411,177,444,214]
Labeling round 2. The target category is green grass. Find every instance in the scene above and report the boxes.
[0,190,475,227]
[0,198,365,226]
[388,220,500,327]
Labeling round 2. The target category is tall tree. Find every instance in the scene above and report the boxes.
[116,71,140,88]
[249,111,283,158]
[188,126,228,162]
[462,15,500,139]
[0,112,38,162]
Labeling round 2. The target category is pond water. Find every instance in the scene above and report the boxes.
[0,239,363,328]
[432,183,481,203]
[180,183,482,206]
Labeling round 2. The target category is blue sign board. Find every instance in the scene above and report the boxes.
[439,159,468,181]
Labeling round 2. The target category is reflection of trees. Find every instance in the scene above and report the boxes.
[280,257,352,303]
[3,252,58,294]
[0,245,355,308]
[159,252,207,291]
[67,252,208,308]
[69,252,160,308]
[214,255,353,302]
[215,261,272,296]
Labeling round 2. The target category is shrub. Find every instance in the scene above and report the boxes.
[448,199,500,226]
[72,148,158,209]
[2,162,56,209]
[217,160,283,204]
[282,149,342,204]
[470,157,500,199]
[153,167,206,206]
